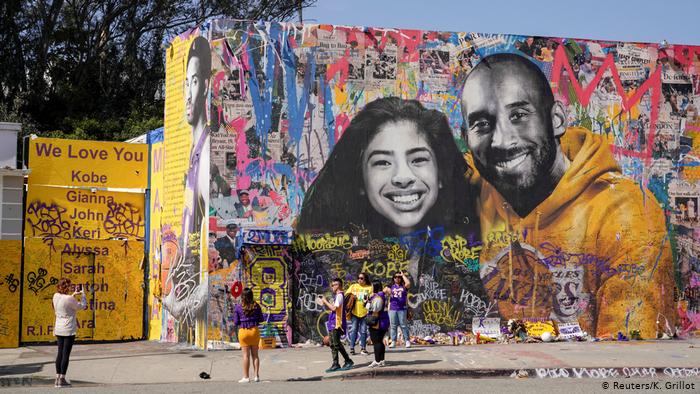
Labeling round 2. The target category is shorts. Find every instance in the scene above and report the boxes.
[238,327,261,347]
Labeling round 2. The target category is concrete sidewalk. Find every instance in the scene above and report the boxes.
[0,339,699,388]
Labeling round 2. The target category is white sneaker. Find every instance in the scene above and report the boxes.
[238,377,250,383]
[378,360,386,367]
[254,376,260,382]
[405,341,411,348]
[388,342,395,348]
[368,361,380,368]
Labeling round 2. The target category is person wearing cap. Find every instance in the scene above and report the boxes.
[214,223,240,267]
[234,190,260,219]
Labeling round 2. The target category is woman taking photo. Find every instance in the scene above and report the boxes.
[52,278,87,388]
[233,287,264,383]
[366,282,390,367]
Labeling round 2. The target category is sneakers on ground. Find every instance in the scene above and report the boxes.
[59,378,71,387]
[388,342,395,348]
[405,341,411,348]
[54,377,60,388]
[253,376,260,382]
[378,360,386,367]
[325,364,342,373]
[341,360,354,370]
[349,347,356,355]
[360,348,369,355]
[368,361,380,368]
[238,377,250,383]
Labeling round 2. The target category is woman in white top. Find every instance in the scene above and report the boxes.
[52,278,86,388]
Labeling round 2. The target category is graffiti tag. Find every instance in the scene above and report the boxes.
[26,268,58,295]
[3,274,19,293]
[422,300,462,328]
[104,202,144,238]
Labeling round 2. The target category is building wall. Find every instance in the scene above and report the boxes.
[160,30,210,346]
[147,128,164,341]
[159,20,700,345]
[22,137,147,343]
[0,240,21,348]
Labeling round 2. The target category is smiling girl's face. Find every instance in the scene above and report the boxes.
[362,120,439,234]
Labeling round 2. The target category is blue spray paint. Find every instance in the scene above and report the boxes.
[282,34,316,145]
[320,77,336,150]
[245,26,277,157]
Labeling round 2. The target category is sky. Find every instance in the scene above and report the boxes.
[303,0,700,46]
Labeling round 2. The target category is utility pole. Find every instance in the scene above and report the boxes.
[298,0,303,23]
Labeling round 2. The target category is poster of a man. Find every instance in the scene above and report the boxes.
[214,223,240,267]
[674,196,699,225]
[162,35,212,324]
[689,198,697,223]
[460,53,675,338]
[234,189,261,219]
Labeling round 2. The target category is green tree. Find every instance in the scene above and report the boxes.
[0,0,316,141]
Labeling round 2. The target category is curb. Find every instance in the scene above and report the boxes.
[337,368,515,380]
[316,367,700,381]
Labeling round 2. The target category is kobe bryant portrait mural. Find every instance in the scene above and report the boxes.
[162,36,212,327]
[460,53,674,338]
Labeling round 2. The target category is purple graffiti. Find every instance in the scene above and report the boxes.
[25,201,72,250]
[539,242,613,275]
[104,202,144,239]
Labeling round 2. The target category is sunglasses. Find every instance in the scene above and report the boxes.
[358,277,366,280]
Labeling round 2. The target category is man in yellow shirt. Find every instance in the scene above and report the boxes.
[346,273,373,355]
[460,53,675,338]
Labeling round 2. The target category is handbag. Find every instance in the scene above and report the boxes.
[344,293,356,320]
[365,312,379,327]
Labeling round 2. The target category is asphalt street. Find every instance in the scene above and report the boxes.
[6,378,700,394]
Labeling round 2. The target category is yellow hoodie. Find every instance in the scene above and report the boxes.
[468,127,675,338]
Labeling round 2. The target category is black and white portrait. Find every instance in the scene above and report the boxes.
[297,96,478,237]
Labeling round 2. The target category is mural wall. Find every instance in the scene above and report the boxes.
[160,19,700,345]
[0,241,21,348]
[159,30,211,346]
[147,128,164,341]
[23,137,147,342]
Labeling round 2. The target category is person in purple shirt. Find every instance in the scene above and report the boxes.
[233,288,264,383]
[317,278,354,373]
[389,270,412,348]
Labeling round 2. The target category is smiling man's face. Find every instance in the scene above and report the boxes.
[461,61,557,199]
[362,120,439,234]
[185,57,204,126]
